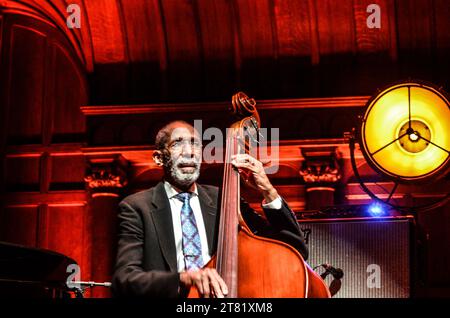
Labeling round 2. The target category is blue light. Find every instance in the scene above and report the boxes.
[367,202,386,217]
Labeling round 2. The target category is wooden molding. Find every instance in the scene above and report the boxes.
[80,96,370,116]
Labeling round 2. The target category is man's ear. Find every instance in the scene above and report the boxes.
[153,150,164,166]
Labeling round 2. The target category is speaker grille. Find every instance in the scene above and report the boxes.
[299,218,411,298]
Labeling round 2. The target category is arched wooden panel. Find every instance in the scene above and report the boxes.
[0,9,91,291]
[1,13,88,146]
[6,24,46,145]
[83,0,126,65]
[51,42,87,143]
[5,0,450,103]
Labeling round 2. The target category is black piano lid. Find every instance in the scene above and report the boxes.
[0,241,77,289]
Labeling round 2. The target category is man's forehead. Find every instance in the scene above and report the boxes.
[168,124,200,140]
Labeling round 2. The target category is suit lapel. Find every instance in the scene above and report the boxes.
[149,182,178,272]
[197,184,218,255]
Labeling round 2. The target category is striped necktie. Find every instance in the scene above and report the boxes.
[175,192,204,270]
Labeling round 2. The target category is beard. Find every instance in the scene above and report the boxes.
[164,155,201,188]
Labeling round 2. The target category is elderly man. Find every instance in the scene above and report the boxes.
[112,120,307,298]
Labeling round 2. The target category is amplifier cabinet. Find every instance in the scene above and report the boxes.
[299,217,413,298]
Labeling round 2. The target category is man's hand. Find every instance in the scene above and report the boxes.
[179,268,228,298]
[231,154,278,203]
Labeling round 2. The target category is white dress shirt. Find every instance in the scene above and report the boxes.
[163,181,282,272]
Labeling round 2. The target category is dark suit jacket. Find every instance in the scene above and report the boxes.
[111,181,307,298]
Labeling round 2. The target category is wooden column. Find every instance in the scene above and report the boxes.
[84,155,128,298]
[299,147,342,211]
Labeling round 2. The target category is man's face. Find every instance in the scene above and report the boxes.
[160,124,202,188]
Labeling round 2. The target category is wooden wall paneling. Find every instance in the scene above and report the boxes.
[270,163,302,181]
[235,0,275,60]
[45,203,89,280]
[327,112,355,138]
[353,0,392,53]
[19,0,92,70]
[90,123,117,146]
[0,191,88,206]
[84,0,128,104]
[131,116,155,146]
[0,205,39,246]
[81,96,369,146]
[196,0,236,99]
[51,43,87,143]
[298,113,323,138]
[36,203,49,248]
[59,0,95,70]
[0,9,92,292]
[49,154,86,191]
[244,184,306,212]
[47,0,71,19]
[7,0,450,103]
[260,108,318,140]
[345,178,450,199]
[299,106,358,136]
[395,0,435,80]
[315,0,356,56]
[273,0,316,97]
[119,122,146,145]
[433,0,450,50]
[83,0,126,64]
[396,0,434,52]
[345,182,404,205]
[0,13,3,56]
[234,0,277,97]
[6,23,46,145]
[1,12,88,148]
[273,0,312,58]
[119,0,167,102]
[161,0,203,101]
[433,0,450,85]
[306,0,320,66]
[314,0,357,96]
[40,151,50,193]
[87,194,120,297]
[5,154,41,192]
[0,13,5,194]
[351,0,399,92]
[42,34,55,148]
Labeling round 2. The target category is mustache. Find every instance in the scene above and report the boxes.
[163,156,200,169]
[175,158,200,168]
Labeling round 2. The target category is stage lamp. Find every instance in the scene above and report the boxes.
[348,80,450,213]
[360,81,450,182]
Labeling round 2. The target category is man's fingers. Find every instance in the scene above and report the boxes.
[187,269,228,298]
[212,270,228,296]
[208,274,223,298]
[189,271,205,295]
[192,269,228,298]
[231,154,263,171]
[208,269,228,298]
[201,272,210,298]
[231,160,258,172]
[194,276,204,295]
[231,154,256,165]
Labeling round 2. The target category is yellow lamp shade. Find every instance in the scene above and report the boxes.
[361,82,450,182]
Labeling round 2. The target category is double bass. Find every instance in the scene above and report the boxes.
[188,92,330,298]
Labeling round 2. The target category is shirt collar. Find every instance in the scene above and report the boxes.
[163,180,198,199]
